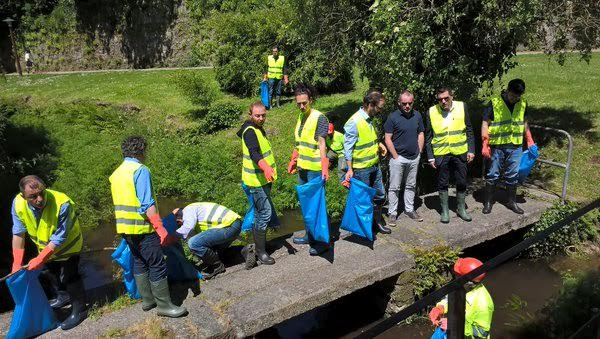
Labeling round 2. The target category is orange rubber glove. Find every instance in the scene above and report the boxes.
[327,123,335,136]
[429,305,445,325]
[440,317,448,331]
[258,159,275,182]
[321,158,330,181]
[525,129,535,148]
[481,135,491,159]
[287,149,299,174]
[12,248,25,273]
[27,246,54,271]
[149,214,169,246]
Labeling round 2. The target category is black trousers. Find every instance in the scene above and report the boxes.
[123,232,167,282]
[435,154,468,192]
[45,255,82,292]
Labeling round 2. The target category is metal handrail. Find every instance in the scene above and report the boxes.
[529,125,574,202]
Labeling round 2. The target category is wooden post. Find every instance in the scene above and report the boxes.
[447,286,466,339]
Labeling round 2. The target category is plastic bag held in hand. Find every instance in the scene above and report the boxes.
[149,214,169,246]
[288,149,299,174]
[258,159,275,182]
[27,246,54,271]
[12,248,25,273]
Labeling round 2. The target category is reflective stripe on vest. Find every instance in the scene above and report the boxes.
[428,101,468,156]
[14,189,83,261]
[327,131,345,155]
[464,284,494,338]
[295,109,324,171]
[267,55,285,80]
[489,94,525,146]
[188,202,241,233]
[241,126,278,187]
[346,112,379,169]
[109,160,154,235]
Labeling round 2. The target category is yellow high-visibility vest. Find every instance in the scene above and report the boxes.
[187,202,241,232]
[14,189,83,261]
[345,111,379,169]
[428,102,468,156]
[241,126,278,187]
[327,131,345,156]
[489,94,525,146]
[295,109,325,171]
[109,160,155,235]
[267,55,285,80]
[436,284,494,338]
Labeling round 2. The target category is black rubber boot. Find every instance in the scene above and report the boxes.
[293,232,309,245]
[456,191,472,222]
[200,250,225,280]
[439,190,450,224]
[373,204,391,234]
[506,185,524,214]
[253,228,275,265]
[49,290,71,309]
[134,272,157,311]
[241,244,257,270]
[150,277,188,318]
[482,182,495,214]
[60,280,87,330]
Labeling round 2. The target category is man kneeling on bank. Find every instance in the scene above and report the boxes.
[172,203,244,279]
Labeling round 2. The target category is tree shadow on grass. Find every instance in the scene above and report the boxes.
[528,106,598,146]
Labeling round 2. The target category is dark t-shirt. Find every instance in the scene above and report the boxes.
[383,109,425,160]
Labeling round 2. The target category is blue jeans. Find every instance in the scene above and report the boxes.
[188,220,242,258]
[298,168,321,185]
[123,232,167,282]
[353,165,386,204]
[486,147,523,186]
[268,78,283,99]
[249,183,280,231]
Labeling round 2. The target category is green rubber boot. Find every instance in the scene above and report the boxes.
[456,191,472,222]
[134,273,156,311]
[150,277,188,318]
[439,190,450,224]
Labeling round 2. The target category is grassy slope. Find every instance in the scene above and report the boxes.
[0,53,597,231]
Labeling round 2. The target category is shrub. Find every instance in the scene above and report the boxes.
[523,201,599,258]
[170,71,219,108]
[409,245,462,298]
[201,100,242,134]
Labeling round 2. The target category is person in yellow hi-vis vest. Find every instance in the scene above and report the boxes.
[109,136,187,318]
[172,202,243,279]
[342,90,391,235]
[429,257,494,338]
[237,102,280,266]
[263,46,289,108]
[481,79,535,215]
[425,86,475,224]
[10,175,86,330]
[324,111,347,180]
[287,85,331,255]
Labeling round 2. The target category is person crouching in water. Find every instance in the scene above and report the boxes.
[172,203,243,279]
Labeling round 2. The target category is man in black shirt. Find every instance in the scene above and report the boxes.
[384,90,425,224]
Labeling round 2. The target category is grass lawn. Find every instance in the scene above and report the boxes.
[0,53,597,231]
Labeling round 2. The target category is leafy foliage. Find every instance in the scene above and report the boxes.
[170,70,220,108]
[201,99,241,133]
[410,245,462,298]
[523,201,599,258]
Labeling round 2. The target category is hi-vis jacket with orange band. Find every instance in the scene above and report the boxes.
[14,189,83,261]
[109,160,157,235]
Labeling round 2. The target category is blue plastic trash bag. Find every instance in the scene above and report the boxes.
[260,80,271,110]
[111,239,140,299]
[431,326,447,339]
[6,269,58,339]
[241,183,255,232]
[341,178,376,241]
[162,214,203,281]
[296,176,330,243]
[519,144,539,183]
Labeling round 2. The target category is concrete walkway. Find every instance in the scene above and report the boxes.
[0,187,555,338]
